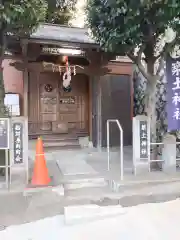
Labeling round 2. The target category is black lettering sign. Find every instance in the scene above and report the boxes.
[139,121,148,158]
[60,97,75,104]
[13,123,23,164]
[0,119,9,149]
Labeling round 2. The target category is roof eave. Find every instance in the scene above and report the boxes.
[24,37,100,49]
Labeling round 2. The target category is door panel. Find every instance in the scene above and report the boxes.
[101,74,132,147]
[58,74,88,132]
[28,72,89,135]
[39,73,58,131]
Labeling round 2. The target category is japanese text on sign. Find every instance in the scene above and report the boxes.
[13,123,23,164]
[139,121,148,159]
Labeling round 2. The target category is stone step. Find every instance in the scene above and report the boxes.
[42,133,77,140]
[65,186,116,201]
[64,177,107,190]
[43,137,78,142]
[44,142,81,150]
[43,141,80,148]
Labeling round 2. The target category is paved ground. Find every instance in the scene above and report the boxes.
[1,181,180,228]
[1,145,180,227]
[2,200,180,239]
[0,189,64,227]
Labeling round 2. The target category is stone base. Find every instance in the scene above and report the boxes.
[133,163,149,175]
[162,165,176,174]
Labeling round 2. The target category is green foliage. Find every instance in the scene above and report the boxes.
[0,0,48,35]
[86,0,180,56]
[46,0,77,25]
[0,0,48,119]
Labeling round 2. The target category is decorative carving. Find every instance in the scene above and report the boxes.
[44,84,53,92]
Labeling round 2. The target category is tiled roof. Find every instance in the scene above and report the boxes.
[30,24,97,45]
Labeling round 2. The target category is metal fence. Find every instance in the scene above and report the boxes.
[149,141,180,171]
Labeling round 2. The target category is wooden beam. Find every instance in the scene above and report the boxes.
[11,59,134,76]
[21,40,28,117]
[10,61,111,76]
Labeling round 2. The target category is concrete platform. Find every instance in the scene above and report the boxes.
[63,175,107,190]
[56,151,97,176]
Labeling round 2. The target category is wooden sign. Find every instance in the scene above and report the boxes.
[13,122,23,164]
[60,97,75,104]
[41,47,84,56]
[139,120,148,159]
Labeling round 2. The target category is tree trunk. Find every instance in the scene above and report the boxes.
[145,59,160,169]
[145,79,157,141]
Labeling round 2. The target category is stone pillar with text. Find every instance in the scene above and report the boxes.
[10,117,29,187]
[133,115,150,175]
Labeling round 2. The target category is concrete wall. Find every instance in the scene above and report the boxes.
[2,58,24,115]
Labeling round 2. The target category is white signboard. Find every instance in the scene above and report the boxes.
[4,93,20,116]
[42,47,84,56]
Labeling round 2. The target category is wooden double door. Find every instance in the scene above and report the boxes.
[28,72,89,135]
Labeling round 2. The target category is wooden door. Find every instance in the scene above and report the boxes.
[28,72,89,135]
[39,73,58,131]
[58,73,89,133]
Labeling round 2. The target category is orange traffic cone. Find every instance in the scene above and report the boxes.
[31,137,51,186]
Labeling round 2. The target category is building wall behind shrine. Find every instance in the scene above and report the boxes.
[2,57,24,115]
[2,58,23,96]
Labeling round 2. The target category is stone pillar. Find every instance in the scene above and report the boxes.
[10,117,29,187]
[162,133,176,173]
[133,115,150,175]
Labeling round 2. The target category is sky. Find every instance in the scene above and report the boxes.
[70,0,86,28]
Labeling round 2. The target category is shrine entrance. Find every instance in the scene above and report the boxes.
[28,71,89,137]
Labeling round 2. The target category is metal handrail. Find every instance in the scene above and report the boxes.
[107,119,124,180]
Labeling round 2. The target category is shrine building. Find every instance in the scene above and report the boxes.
[3,24,133,148]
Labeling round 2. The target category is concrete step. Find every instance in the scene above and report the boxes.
[43,141,80,148]
[64,176,107,190]
[107,174,180,193]
[65,186,116,201]
[43,137,78,142]
[42,134,77,141]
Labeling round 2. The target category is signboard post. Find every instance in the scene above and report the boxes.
[133,115,150,175]
[0,118,10,188]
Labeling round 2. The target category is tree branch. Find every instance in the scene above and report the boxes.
[156,36,179,76]
[127,44,151,81]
